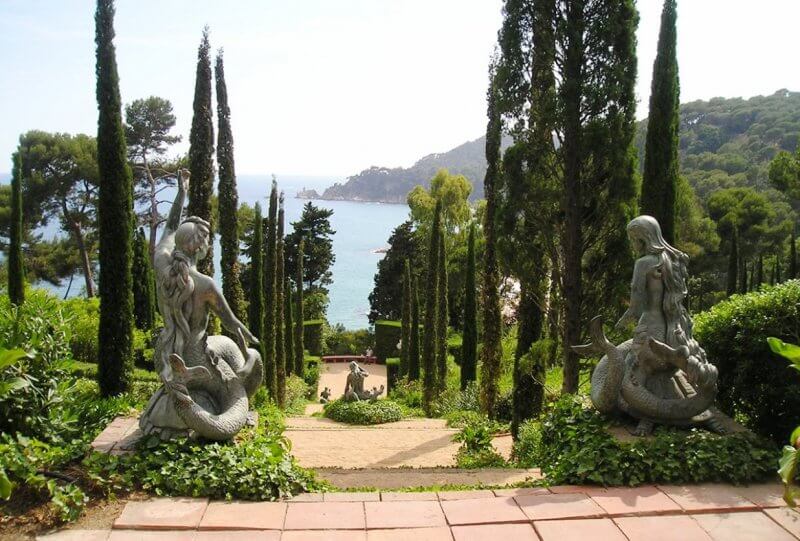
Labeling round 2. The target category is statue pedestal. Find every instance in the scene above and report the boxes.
[605,407,750,444]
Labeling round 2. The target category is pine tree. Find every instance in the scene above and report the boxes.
[275,194,286,408]
[791,230,798,279]
[8,153,24,306]
[132,228,156,330]
[400,260,412,377]
[249,203,265,341]
[777,252,783,283]
[480,75,503,417]
[187,27,215,277]
[461,223,477,391]
[263,180,278,398]
[770,257,777,286]
[215,50,246,324]
[726,228,738,296]
[285,279,294,377]
[435,229,448,392]
[95,0,134,396]
[409,275,421,381]
[422,201,441,415]
[293,239,305,377]
[756,254,764,288]
[738,254,747,294]
[641,0,680,244]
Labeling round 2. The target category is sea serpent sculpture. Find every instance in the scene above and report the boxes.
[572,215,723,436]
[139,169,263,441]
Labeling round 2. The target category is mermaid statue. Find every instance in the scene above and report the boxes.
[139,169,263,441]
[572,215,723,435]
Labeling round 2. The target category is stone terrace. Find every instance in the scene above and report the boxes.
[37,482,799,540]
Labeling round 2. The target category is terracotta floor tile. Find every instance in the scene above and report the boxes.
[451,523,538,541]
[36,531,110,541]
[283,502,366,530]
[692,511,796,540]
[659,484,758,513]
[380,492,439,501]
[367,526,454,541]
[590,486,681,516]
[735,483,789,508]
[614,515,713,541]
[534,518,626,541]
[281,531,368,541]
[437,490,495,501]
[441,496,527,525]
[324,492,381,502]
[365,500,446,529]
[195,532,281,540]
[199,501,287,530]
[107,532,195,541]
[493,487,550,498]
[516,493,606,521]
[113,498,208,530]
[764,507,800,537]
[287,493,324,502]
[548,485,608,495]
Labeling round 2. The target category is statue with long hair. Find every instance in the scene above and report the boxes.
[139,169,263,441]
[573,215,721,435]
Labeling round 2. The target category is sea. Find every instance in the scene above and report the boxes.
[2,173,409,330]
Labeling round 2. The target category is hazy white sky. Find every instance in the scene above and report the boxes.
[1,0,799,176]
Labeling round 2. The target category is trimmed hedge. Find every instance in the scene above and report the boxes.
[386,357,400,394]
[694,280,800,443]
[324,399,404,425]
[515,396,777,486]
[375,320,401,363]
[447,334,463,366]
[303,320,324,356]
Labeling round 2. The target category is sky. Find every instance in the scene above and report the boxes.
[1,0,799,177]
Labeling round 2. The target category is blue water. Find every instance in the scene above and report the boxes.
[2,173,409,330]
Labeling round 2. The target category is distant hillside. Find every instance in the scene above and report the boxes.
[315,136,508,204]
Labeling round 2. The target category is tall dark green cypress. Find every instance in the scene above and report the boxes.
[284,279,294,377]
[756,254,764,288]
[275,194,286,408]
[399,260,412,378]
[293,239,305,377]
[263,181,278,398]
[215,50,246,324]
[8,154,24,306]
[95,0,134,396]
[435,230,448,392]
[409,275,421,381]
[422,202,441,415]
[249,203,265,341]
[187,28,215,277]
[132,228,156,330]
[461,223,477,391]
[641,0,680,244]
[726,228,738,296]
[791,230,798,279]
[481,75,503,417]
[511,279,546,439]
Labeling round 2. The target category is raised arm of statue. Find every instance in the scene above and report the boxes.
[205,278,259,345]
[164,169,190,237]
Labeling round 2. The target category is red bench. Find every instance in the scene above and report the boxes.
[321,355,378,365]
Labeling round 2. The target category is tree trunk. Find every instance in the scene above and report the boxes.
[63,202,96,298]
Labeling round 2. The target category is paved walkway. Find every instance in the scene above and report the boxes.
[38,482,798,540]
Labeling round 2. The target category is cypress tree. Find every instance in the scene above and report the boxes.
[132,228,156,330]
[95,0,134,396]
[249,203,265,341]
[481,75,503,417]
[285,279,294,377]
[791,230,798,279]
[435,229,448,393]
[293,239,305,377]
[275,194,286,407]
[777,253,783,283]
[8,153,24,306]
[422,201,441,415]
[409,274,421,381]
[399,260,412,377]
[263,180,278,398]
[187,27,215,277]
[641,0,680,244]
[215,50,246,324]
[756,254,764,288]
[726,228,738,296]
[461,223,477,390]
[738,254,747,294]
[770,257,777,286]
[512,279,546,439]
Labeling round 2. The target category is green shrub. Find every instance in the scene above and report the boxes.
[285,375,310,415]
[445,410,508,433]
[386,357,400,393]
[452,416,508,468]
[374,320,401,362]
[512,419,542,466]
[694,280,800,443]
[521,396,778,486]
[390,377,423,409]
[303,358,320,390]
[325,324,373,355]
[303,320,324,356]
[324,399,404,425]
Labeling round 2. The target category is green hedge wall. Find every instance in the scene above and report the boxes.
[303,320,324,356]
[375,320,401,364]
[447,334,463,366]
[694,280,800,443]
[386,357,400,394]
